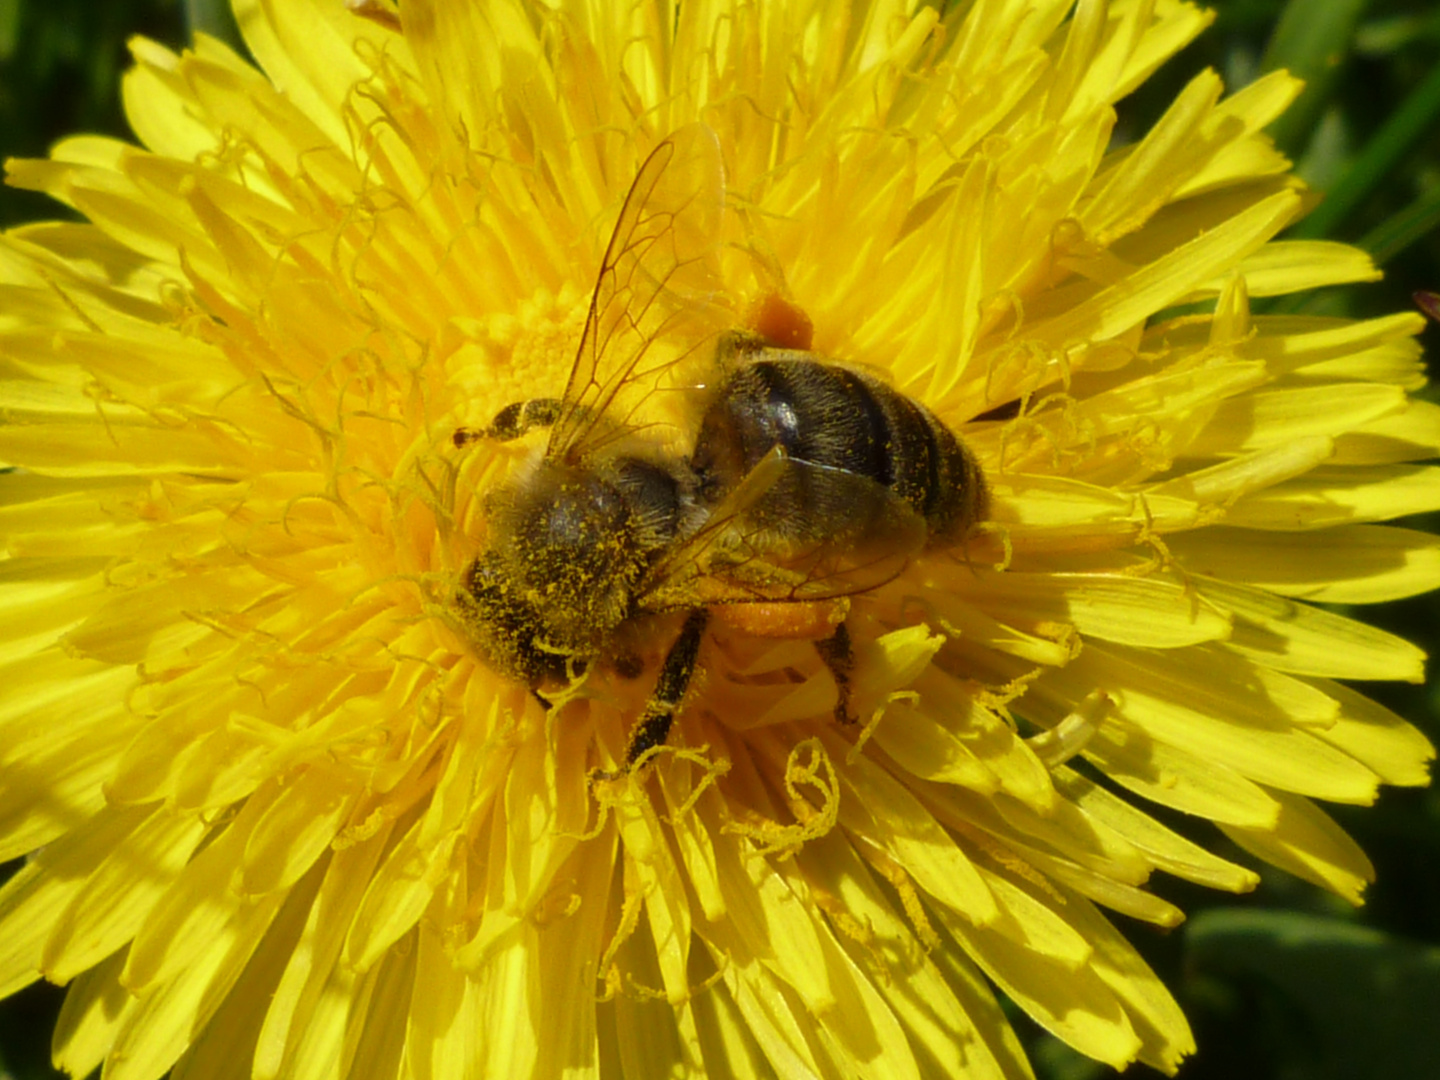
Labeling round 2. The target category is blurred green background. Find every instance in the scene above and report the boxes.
[1,0,1438,1078]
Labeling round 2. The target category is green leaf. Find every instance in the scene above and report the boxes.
[1261,0,1373,155]
[1295,59,1440,239]
[184,0,242,49]
[1185,908,1440,1080]
[1359,183,1440,264]
[0,0,20,60]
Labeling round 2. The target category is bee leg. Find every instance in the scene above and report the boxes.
[814,622,857,725]
[454,397,562,446]
[613,609,709,774]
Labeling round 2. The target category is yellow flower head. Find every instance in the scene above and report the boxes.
[1,1,1435,1078]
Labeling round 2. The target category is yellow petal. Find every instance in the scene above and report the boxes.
[1198,577,1426,681]
[961,569,1233,648]
[53,951,134,1078]
[43,807,208,982]
[1168,523,1440,603]
[1305,678,1435,787]
[1183,383,1405,458]
[1221,790,1375,903]
[1053,767,1259,892]
[1225,464,1440,529]
[1045,644,1381,803]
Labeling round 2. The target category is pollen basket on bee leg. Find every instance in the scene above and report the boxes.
[747,293,814,351]
[711,599,849,640]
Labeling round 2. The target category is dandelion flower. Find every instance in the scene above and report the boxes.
[2,1,1436,1078]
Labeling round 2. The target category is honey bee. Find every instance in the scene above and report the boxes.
[452,126,988,774]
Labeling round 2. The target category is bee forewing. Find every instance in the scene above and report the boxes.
[642,453,928,610]
[547,124,729,465]
[640,444,789,607]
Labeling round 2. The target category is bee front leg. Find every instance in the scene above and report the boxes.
[454,397,563,446]
[604,609,709,776]
[814,621,857,725]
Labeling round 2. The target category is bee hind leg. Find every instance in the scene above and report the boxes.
[454,397,562,446]
[814,622,857,725]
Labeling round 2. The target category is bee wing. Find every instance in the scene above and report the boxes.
[546,124,728,464]
[642,452,929,610]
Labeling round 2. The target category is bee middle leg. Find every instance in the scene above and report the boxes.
[607,608,709,775]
